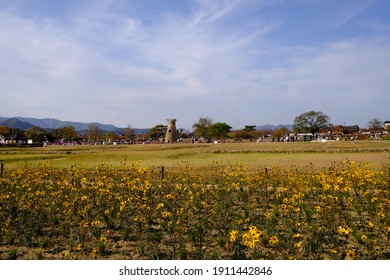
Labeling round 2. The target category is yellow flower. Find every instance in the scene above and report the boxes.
[241,226,262,249]
[91,249,98,259]
[229,230,239,242]
[360,234,368,242]
[293,233,300,238]
[268,235,279,246]
[99,236,107,242]
[59,251,67,258]
[91,220,101,227]
[345,250,355,260]
[76,243,84,252]
[377,211,385,219]
[156,203,164,210]
[176,208,184,215]
[294,242,302,248]
[366,222,374,230]
[338,227,352,236]
[162,211,171,218]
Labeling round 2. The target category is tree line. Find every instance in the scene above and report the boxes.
[1,111,388,144]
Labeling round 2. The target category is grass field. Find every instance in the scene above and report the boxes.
[1,140,389,170]
[1,140,390,260]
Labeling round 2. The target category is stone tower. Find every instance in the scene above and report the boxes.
[165,119,178,143]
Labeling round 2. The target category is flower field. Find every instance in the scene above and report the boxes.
[1,160,390,260]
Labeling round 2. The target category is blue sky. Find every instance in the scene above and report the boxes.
[1,0,389,129]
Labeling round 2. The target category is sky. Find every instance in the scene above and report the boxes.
[1,0,389,130]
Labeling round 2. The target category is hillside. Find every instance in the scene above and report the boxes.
[0,116,121,131]
[256,124,293,131]
[14,117,119,131]
[0,116,149,134]
[1,116,293,135]
[0,118,34,130]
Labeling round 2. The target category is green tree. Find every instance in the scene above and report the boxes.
[53,126,78,141]
[0,126,11,134]
[243,125,256,132]
[192,117,213,140]
[147,124,167,140]
[25,126,48,143]
[210,122,232,140]
[231,125,260,140]
[293,111,331,134]
[231,129,251,140]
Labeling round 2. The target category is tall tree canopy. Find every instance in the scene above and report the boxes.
[53,125,78,141]
[25,126,48,142]
[147,124,167,140]
[293,111,331,134]
[192,117,213,140]
[209,122,232,140]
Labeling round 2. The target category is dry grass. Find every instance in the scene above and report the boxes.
[1,140,389,171]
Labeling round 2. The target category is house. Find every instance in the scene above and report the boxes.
[0,131,27,144]
[384,121,390,134]
[342,125,360,134]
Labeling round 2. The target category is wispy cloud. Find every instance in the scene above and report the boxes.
[1,0,389,128]
[332,0,373,27]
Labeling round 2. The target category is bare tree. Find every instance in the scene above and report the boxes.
[123,124,135,142]
[367,118,383,133]
[87,124,101,143]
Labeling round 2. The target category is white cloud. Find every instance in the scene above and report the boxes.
[1,0,390,129]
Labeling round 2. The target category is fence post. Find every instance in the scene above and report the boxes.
[160,166,164,187]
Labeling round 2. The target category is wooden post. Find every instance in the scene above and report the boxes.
[0,163,3,177]
[160,166,164,187]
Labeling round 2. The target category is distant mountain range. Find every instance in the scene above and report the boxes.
[0,116,293,134]
[256,124,293,131]
[0,116,149,134]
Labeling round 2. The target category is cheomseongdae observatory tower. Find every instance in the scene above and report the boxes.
[165,119,178,143]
